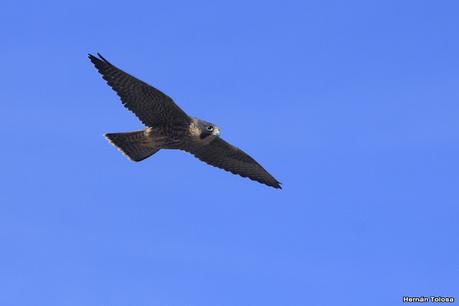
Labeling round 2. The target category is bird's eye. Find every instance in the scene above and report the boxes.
[207,126,214,131]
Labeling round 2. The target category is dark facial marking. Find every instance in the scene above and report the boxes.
[200,131,211,139]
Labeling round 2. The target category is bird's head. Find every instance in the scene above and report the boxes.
[194,118,220,140]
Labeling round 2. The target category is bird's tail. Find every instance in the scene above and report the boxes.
[105,130,160,162]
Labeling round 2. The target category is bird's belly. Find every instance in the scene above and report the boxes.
[146,127,184,149]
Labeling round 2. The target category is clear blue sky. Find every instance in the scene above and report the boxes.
[1,0,458,305]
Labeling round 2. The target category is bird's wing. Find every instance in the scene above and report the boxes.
[184,137,281,189]
[89,53,191,128]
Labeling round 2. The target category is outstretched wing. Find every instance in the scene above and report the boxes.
[184,137,281,189]
[89,53,191,128]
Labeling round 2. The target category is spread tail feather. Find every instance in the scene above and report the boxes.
[105,130,160,162]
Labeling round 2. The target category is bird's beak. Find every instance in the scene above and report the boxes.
[214,127,221,136]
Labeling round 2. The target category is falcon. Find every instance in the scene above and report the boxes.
[89,53,281,189]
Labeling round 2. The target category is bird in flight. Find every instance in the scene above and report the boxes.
[89,53,281,189]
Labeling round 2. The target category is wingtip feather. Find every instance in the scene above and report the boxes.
[97,52,112,65]
[88,52,112,65]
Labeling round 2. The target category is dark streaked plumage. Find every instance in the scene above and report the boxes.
[89,53,281,189]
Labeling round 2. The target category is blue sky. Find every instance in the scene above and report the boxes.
[1,0,458,305]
